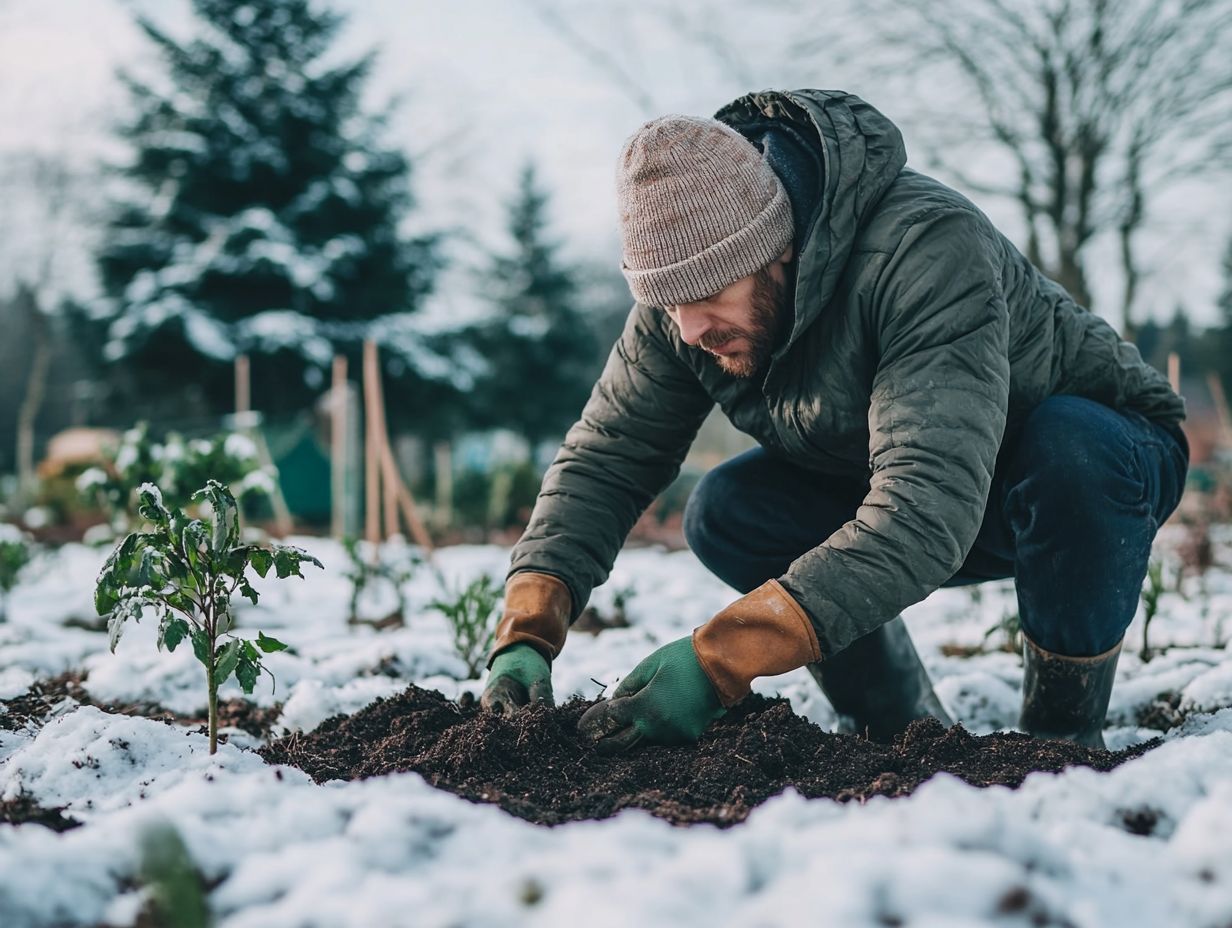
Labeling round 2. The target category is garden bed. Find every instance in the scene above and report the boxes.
[262,685,1157,828]
[0,672,283,741]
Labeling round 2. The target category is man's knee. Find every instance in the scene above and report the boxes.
[683,458,747,561]
[1009,396,1144,514]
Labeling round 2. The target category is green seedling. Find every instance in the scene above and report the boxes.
[341,537,421,628]
[982,608,1022,655]
[1139,557,1166,662]
[135,819,210,928]
[0,529,34,623]
[78,423,274,536]
[95,480,321,753]
[428,574,502,678]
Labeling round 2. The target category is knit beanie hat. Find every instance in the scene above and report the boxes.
[616,115,794,307]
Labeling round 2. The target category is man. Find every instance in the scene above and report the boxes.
[480,89,1189,753]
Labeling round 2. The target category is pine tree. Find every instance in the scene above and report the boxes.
[95,0,443,420]
[474,162,597,449]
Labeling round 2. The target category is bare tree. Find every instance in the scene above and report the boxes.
[0,152,97,502]
[794,0,1232,335]
[519,0,661,117]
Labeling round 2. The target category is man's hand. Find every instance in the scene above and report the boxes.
[577,636,725,754]
[481,643,553,716]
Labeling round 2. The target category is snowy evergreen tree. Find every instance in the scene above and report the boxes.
[473,162,597,449]
[95,0,444,420]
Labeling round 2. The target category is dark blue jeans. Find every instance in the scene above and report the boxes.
[683,396,1190,657]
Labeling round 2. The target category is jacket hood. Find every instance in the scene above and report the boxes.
[714,90,907,351]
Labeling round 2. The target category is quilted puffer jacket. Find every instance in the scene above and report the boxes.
[508,89,1185,654]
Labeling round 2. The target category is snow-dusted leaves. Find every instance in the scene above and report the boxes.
[94,478,321,753]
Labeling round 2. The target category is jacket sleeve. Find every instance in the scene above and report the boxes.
[508,302,715,618]
[779,208,1011,655]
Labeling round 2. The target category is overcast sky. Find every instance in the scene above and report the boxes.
[0,0,1227,328]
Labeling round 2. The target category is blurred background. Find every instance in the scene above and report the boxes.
[0,0,1229,550]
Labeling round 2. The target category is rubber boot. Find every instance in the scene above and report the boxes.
[805,615,953,741]
[1018,634,1122,749]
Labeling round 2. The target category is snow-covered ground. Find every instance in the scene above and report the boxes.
[2,528,1232,927]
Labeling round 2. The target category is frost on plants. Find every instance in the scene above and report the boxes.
[428,574,502,678]
[0,526,34,623]
[77,423,276,536]
[94,480,321,753]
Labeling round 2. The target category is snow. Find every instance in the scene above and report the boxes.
[0,530,1230,926]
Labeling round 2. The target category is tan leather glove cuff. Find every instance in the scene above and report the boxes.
[692,579,823,707]
[486,572,573,670]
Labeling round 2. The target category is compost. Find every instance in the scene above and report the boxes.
[262,684,1156,827]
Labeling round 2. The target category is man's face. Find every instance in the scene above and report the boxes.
[665,248,794,379]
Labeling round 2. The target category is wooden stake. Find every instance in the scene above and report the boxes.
[1167,352,1180,394]
[330,355,347,540]
[1208,372,1232,446]
[234,353,291,536]
[362,341,381,551]
[434,441,453,532]
[234,354,250,415]
[370,358,398,542]
[380,439,435,556]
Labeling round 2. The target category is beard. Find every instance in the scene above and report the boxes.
[699,266,790,379]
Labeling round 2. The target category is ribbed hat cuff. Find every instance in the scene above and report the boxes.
[622,181,794,307]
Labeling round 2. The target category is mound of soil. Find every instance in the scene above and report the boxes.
[262,685,1157,827]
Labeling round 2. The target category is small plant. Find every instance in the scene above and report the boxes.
[95,480,321,754]
[1139,557,1166,662]
[0,527,33,623]
[0,525,34,623]
[610,583,636,618]
[428,574,502,678]
[982,609,1022,655]
[135,819,209,928]
[78,423,274,536]
[341,537,421,628]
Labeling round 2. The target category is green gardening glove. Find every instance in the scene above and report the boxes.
[481,642,553,716]
[577,636,726,755]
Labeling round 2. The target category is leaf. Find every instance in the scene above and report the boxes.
[136,484,171,528]
[135,546,162,590]
[180,520,209,574]
[235,655,260,695]
[272,545,323,580]
[213,639,241,687]
[256,631,288,653]
[242,639,262,663]
[107,610,128,653]
[160,616,190,653]
[272,548,298,579]
[95,533,140,615]
[167,591,196,615]
[193,480,240,556]
[238,577,259,606]
[249,547,273,579]
[190,628,211,668]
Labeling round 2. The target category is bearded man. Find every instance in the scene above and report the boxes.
[480,89,1189,752]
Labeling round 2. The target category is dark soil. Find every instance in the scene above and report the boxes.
[262,684,1158,828]
[1135,690,1187,732]
[0,794,81,832]
[0,671,92,731]
[0,671,283,741]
